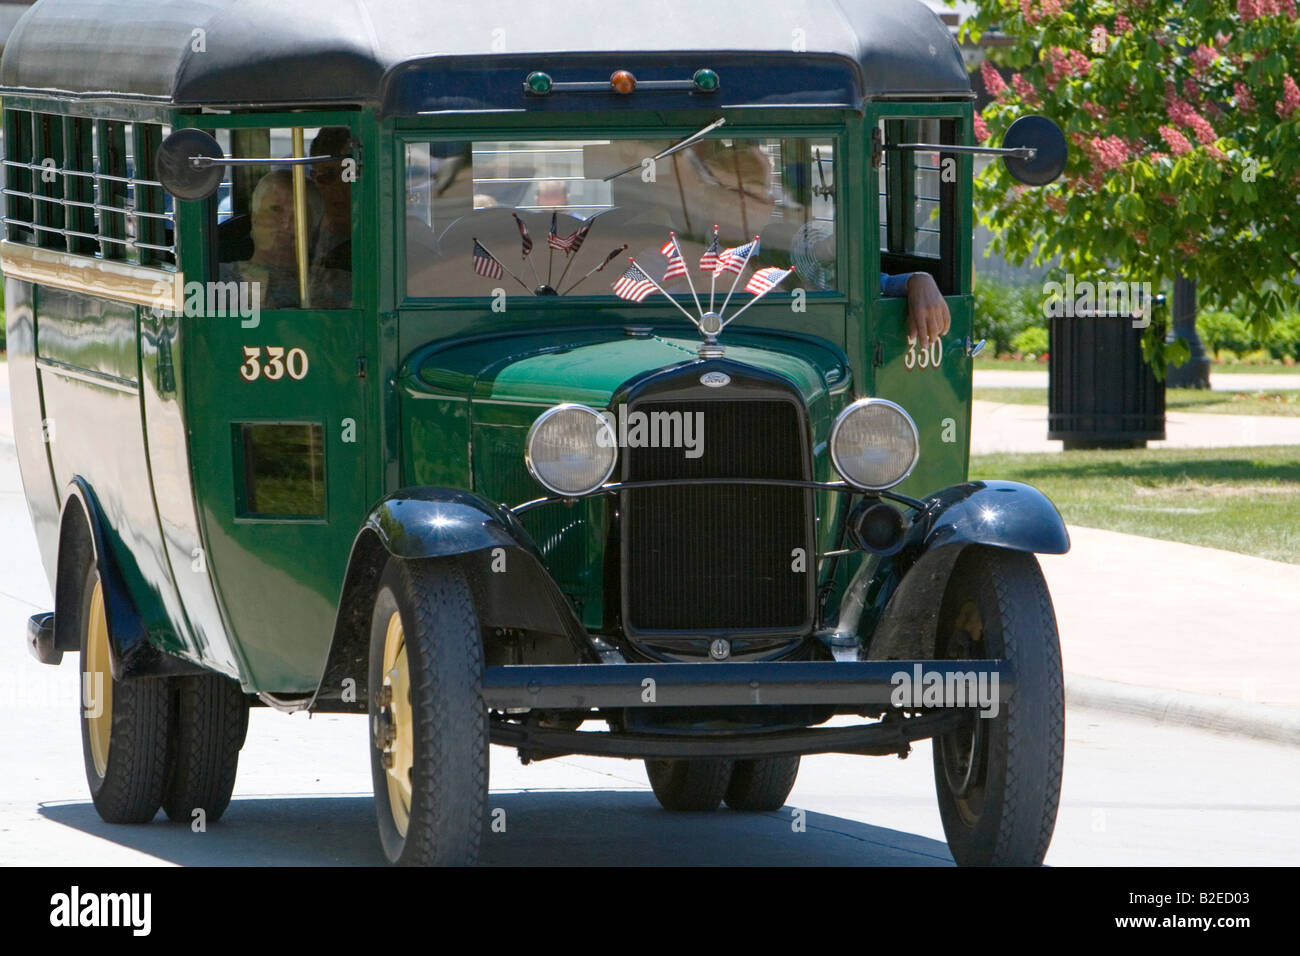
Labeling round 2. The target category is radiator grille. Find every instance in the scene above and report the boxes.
[622,399,812,634]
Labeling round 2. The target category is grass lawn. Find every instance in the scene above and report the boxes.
[970,446,1300,564]
[974,386,1300,417]
[974,356,1300,375]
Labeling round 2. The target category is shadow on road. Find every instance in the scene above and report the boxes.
[39,791,954,866]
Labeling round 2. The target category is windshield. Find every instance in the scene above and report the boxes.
[404,135,837,298]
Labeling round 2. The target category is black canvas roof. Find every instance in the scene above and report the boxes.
[0,0,969,111]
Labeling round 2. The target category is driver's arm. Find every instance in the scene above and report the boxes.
[881,272,950,348]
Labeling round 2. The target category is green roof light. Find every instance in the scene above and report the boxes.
[693,68,719,92]
[526,71,553,95]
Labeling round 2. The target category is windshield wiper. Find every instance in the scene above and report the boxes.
[602,117,727,182]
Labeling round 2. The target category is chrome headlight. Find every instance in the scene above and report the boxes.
[525,404,618,496]
[829,398,919,491]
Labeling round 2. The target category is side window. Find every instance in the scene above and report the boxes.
[878,117,958,295]
[0,109,176,268]
[212,126,353,310]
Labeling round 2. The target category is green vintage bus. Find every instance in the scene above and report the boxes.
[5,0,1071,865]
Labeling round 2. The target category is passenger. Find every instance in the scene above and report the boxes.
[535,179,569,207]
[308,126,352,273]
[220,169,349,309]
[883,271,951,347]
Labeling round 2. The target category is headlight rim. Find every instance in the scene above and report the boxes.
[829,397,920,492]
[524,402,619,497]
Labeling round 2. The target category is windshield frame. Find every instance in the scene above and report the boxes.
[394,116,849,309]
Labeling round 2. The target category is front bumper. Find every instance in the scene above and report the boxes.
[482,659,1010,710]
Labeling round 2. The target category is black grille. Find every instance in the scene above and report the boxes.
[622,398,813,634]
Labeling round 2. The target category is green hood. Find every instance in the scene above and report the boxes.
[413,325,852,409]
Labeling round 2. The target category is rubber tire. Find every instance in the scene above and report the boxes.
[645,759,733,811]
[78,563,170,824]
[931,546,1064,866]
[724,756,800,811]
[161,673,249,824]
[369,559,488,866]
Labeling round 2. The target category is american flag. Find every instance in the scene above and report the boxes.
[612,262,657,302]
[699,226,720,272]
[513,213,533,256]
[661,235,686,280]
[472,240,503,279]
[745,266,791,295]
[547,212,587,253]
[715,238,760,275]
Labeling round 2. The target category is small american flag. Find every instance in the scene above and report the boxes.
[513,213,533,256]
[613,262,657,302]
[473,240,503,279]
[699,226,720,272]
[566,221,592,255]
[715,238,759,275]
[661,235,686,280]
[745,266,791,295]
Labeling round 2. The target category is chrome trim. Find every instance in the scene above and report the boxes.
[524,403,619,497]
[829,398,920,492]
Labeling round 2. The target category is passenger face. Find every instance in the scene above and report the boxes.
[250,178,298,267]
[310,160,350,224]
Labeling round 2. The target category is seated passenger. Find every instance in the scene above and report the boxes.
[309,126,352,273]
[220,169,348,309]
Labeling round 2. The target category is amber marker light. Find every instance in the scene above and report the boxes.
[610,70,637,94]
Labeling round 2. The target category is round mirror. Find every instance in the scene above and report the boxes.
[156,128,225,201]
[1001,115,1068,186]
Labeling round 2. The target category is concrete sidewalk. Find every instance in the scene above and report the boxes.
[976,368,1300,392]
[972,399,1300,454]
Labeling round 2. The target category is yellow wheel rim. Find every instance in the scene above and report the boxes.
[381,611,413,838]
[85,579,114,778]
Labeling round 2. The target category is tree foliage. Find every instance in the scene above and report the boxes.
[962,0,1300,371]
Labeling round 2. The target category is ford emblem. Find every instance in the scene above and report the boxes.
[700,371,730,388]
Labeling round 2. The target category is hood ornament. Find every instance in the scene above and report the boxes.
[610,228,792,359]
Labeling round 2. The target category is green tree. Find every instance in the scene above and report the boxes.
[963,0,1300,373]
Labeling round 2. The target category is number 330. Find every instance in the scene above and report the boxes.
[241,346,309,381]
[904,338,943,371]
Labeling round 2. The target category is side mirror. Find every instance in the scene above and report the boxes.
[156,128,225,201]
[1001,115,1067,186]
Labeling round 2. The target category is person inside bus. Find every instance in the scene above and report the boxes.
[220,169,349,309]
[308,126,352,275]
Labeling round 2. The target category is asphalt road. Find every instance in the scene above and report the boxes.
[1,440,1295,866]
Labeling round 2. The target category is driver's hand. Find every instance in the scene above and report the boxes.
[905,273,951,348]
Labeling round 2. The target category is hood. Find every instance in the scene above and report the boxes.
[412,325,852,410]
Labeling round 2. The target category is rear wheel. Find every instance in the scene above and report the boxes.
[368,559,487,865]
[931,546,1064,866]
[724,756,800,811]
[78,563,170,824]
[161,673,249,824]
[645,759,733,811]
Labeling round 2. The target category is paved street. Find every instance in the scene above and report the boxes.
[2,424,1297,865]
[975,368,1300,392]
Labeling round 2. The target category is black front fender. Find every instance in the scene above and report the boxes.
[312,488,598,711]
[922,480,1069,555]
[858,480,1067,661]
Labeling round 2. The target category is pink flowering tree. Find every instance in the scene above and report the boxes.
[963,0,1300,372]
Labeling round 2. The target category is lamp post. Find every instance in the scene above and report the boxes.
[1166,275,1211,389]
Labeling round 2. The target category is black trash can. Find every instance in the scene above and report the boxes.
[1048,306,1166,450]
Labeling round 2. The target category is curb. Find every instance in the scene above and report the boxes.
[1065,674,1300,748]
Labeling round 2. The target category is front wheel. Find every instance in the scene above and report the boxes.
[645,759,733,811]
[931,546,1064,866]
[724,756,800,811]
[368,558,488,865]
